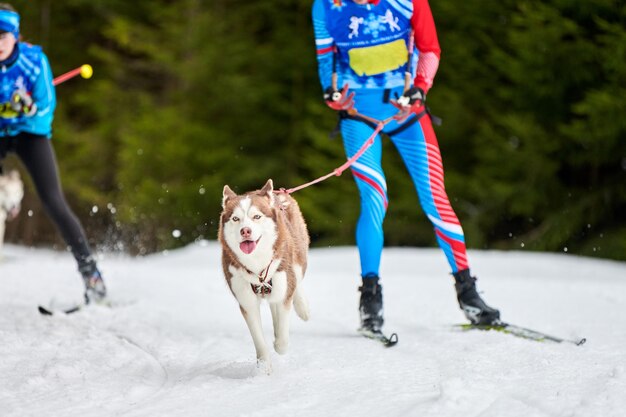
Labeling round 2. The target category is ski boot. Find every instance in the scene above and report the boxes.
[358,274,384,333]
[79,257,107,304]
[453,269,500,325]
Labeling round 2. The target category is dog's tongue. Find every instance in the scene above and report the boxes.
[240,240,257,254]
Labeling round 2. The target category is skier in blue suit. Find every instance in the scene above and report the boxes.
[0,4,106,304]
[312,0,500,335]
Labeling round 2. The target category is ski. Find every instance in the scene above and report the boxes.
[454,322,586,346]
[38,303,84,316]
[37,298,130,316]
[358,328,399,347]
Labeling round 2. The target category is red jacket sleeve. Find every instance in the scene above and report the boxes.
[411,0,441,92]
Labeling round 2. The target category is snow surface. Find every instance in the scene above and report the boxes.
[1,242,625,417]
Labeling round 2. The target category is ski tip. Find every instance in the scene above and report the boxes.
[37,304,84,315]
[63,305,83,314]
[384,332,399,347]
[358,328,399,347]
[38,305,53,316]
[576,338,587,346]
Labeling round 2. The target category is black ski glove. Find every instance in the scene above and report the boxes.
[396,86,425,108]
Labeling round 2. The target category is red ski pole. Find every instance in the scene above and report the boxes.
[53,64,93,86]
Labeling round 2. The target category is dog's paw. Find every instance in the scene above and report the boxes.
[273,339,289,355]
[257,358,272,375]
[293,296,310,321]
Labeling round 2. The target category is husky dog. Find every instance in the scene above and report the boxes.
[0,170,24,256]
[219,179,310,372]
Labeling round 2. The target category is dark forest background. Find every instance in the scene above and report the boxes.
[4,0,625,261]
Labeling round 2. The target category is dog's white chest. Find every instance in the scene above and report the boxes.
[228,263,287,302]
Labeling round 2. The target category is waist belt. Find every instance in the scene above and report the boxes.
[340,107,428,137]
[328,87,441,139]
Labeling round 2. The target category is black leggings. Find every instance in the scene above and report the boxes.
[0,134,93,265]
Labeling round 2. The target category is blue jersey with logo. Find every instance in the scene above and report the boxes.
[313,0,418,90]
[0,43,56,138]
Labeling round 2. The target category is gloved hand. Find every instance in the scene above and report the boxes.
[324,84,355,112]
[10,89,37,117]
[396,86,425,108]
[391,86,425,123]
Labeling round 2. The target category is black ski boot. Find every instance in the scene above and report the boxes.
[358,274,384,333]
[79,257,107,304]
[453,269,500,325]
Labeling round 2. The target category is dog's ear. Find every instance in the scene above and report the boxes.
[222,185,237,208]
[260,179,275,206]
[260,179,274,194]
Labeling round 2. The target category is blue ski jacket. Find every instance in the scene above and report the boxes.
[0,42,56,138]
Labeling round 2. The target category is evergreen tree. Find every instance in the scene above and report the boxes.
[5,0,625,261]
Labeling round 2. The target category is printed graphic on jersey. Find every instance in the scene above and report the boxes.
[348,38,407,76]
[381,9,401,32]
[349,16,364,39]
[0,76,26,120]
[347,10,401,40]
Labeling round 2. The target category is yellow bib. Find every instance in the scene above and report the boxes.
[348,39,408,76]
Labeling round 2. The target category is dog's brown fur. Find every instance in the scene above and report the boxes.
[218,179,310,372]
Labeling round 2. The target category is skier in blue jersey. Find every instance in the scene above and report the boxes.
[0,3,106,304]
[312,0,500,336]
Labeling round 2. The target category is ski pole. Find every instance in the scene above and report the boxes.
[404,29,415,92]
[53,64,93,86]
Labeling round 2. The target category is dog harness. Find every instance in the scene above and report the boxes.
[247,259,274,296]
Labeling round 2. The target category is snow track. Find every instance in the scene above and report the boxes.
[1,243,625,417]
[1,313,169,415]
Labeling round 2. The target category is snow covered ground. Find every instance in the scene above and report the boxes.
[1,241,625,417]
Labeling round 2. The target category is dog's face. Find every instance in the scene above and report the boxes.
[0,170,24,220]
[220,179,278,257]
